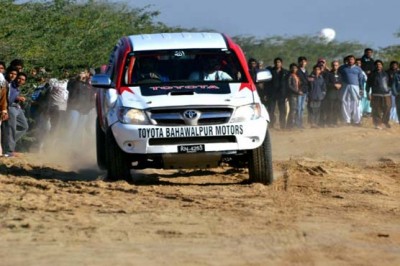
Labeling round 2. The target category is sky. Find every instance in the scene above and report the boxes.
[118,0,399,49]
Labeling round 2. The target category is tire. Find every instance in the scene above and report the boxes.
[105,127,131,181]
[248,129,274,185]
[96,118,106,170]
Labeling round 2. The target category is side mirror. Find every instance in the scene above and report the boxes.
[256,70,272,82]
[91,74,114,89]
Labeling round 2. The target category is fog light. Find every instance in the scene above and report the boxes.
[124,141,136,151]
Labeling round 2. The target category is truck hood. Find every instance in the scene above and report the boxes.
[119,83,257,109]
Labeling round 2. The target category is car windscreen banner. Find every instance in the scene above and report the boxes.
[139,83,231,96]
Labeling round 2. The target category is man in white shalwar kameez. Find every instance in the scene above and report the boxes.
[339,55,365,125]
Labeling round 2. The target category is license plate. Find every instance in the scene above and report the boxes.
[178,144,205,153]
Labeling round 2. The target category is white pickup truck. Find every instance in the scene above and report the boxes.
[92,32,274,184]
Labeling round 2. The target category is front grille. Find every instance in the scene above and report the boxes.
[149,136,236,146]
[148,107,233,126]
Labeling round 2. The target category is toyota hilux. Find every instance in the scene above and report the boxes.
[92,32,274,184]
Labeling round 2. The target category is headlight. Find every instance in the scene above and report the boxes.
[230,103,262,123]
[118,108,150,125]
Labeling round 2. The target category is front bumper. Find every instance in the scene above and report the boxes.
[111,119,268,154]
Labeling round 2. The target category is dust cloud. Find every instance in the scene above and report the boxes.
[29,109,103,180]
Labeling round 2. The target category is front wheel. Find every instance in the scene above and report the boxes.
[248,130,274,185]
[96,118,106,170]
[105,127,131,181]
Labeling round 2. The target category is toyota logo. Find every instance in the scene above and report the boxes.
[183,110,199,119]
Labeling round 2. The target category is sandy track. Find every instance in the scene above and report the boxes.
[1,123,400,265]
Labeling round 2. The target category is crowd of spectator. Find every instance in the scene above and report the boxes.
[0,58,97,157]
[249,48,400,130]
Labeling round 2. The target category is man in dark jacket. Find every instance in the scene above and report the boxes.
[248,58,259,83]
[266,57,289,129]
[316,58,331,127]
[361,48,375,77]
[386,61,399,124]
[325,60,342,126]
[366,60,391,129]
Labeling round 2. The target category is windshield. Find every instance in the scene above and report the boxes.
[122,49,247,86]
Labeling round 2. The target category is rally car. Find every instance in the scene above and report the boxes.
[92,32,274,184]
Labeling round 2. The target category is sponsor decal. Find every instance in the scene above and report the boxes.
[138,125,243,138]
[239,82,256,92]
[119,86,134,94]
[140,84,231,96]
[149,85,220,91]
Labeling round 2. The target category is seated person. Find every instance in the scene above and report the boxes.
[189,56,233,81]
[134,56,169,82]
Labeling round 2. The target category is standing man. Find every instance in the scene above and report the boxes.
[316,58,332,127]
[360,49,374,116]
[366,60,391,129]
[356,58,370,117]
[360,49,374,117]
[2,72,29,157]
[296,56,310,128]
[325,60,342,127]
[248,58,259,83]
[248,58,266,107]
[361,48,375,77]
[266,57,289,129]
[392,64,400,124]
[386,61,399,123]
[339,55,364,126]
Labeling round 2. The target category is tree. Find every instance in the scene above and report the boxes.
[0,0,397,75]
[0,0,174,74]
[233,35,365,68]
[378,29,400,63]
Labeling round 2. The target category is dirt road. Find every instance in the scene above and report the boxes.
[1,122,399,266]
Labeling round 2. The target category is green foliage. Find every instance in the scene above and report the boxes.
[0,0,174,74]
[379,46,400,63]
[378,27,400,63]
[233,35,366,68]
